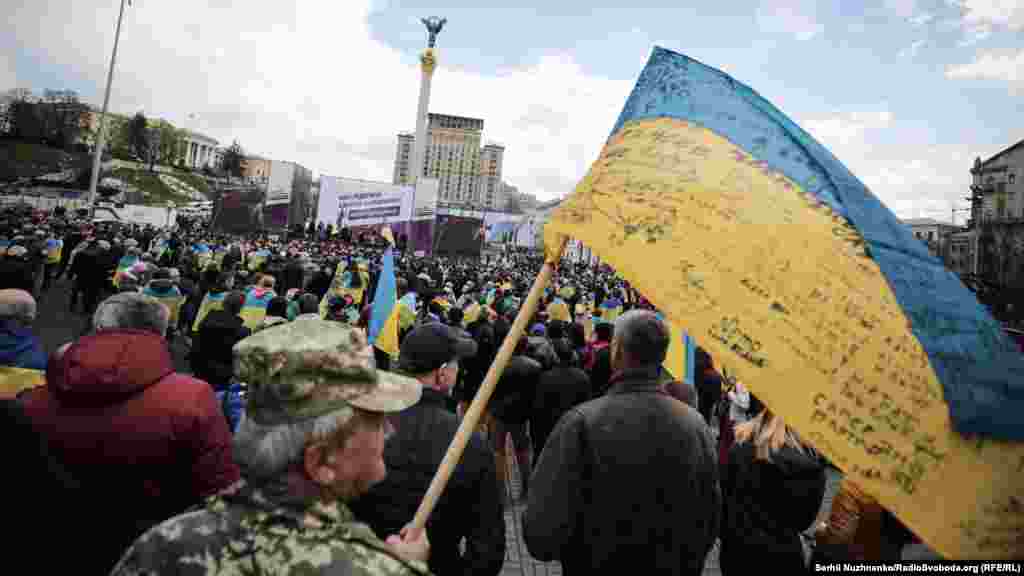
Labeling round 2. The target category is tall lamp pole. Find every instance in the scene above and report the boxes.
[88,0,130,218]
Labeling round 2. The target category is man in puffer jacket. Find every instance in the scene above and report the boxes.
[20,292,240,573]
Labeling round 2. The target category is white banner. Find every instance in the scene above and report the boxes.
[266,160,294,206]
[317,176,415,227]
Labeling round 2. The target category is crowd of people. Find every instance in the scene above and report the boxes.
[0,205,938,575]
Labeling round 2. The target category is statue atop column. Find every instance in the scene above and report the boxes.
[421,16,447,48]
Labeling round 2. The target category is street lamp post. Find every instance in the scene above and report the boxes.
[87,0,130,218]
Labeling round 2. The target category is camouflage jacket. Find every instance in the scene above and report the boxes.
[110,480,433,576]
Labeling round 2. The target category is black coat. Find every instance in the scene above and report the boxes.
[191,310,250,390]
[350,388,505,576]
[523,366,721,576]
[1,400,83,571]
[589,346,613,397]
[488,354,540,424]
[0,257,37,293]
[720,440,826,575]
[531,365,591,456]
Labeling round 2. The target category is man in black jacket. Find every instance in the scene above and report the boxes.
[191,291,250,391]
[524,310,721,576]
[351,322,506,576]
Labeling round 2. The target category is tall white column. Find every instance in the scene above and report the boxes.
[411,48,436,186]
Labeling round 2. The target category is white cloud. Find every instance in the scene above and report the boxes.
[899,39,927,57]
[947,0,1023,45]
[3,0,633,201]
[956,0,1024,30]
[756,0,824,41]
[801,109,976,219]
[946,49,1024,93]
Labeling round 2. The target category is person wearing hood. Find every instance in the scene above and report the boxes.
[19,293,240,573]
[0,289,46,372]
[142,268,185,335]
[719,408,826,575]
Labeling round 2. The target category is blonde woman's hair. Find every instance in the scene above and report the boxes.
[734,408,810,461]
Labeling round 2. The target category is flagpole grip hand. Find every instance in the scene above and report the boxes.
[410,237,567,531]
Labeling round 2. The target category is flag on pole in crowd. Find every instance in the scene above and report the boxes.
[542,46,1024,559]
[368,228,400,357]
[657,313,696,387]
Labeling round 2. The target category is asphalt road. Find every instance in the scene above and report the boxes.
[34,277,190,372]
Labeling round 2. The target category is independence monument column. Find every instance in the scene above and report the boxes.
[411,16,446,187]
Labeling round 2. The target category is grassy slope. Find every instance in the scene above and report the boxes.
[173,171,212,197]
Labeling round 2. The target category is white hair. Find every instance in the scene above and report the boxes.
[232,410,357,480]
[92,293,169,335]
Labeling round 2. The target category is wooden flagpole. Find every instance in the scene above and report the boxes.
[410,237,567,531]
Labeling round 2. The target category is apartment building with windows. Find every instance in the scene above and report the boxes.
[393,113,506,209]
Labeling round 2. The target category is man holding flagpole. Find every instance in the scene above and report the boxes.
[352,319,506,576]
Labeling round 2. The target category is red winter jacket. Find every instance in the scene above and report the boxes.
[21,328,240,572]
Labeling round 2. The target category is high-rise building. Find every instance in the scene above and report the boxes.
[480,143,504,209]
[393,113,506,209]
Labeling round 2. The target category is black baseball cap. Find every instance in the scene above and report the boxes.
[398,322,478,374]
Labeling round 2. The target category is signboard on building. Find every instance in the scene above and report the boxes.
[317,176,436,228]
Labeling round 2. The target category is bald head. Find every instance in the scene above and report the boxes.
[0,290,37,325]
[612,310,670,369]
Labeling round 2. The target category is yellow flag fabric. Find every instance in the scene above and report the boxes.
[545,39,1024,558]
[546,299,571,323]
[463,302,482,326]
[543,113,1024,559]
[0,366,45,399]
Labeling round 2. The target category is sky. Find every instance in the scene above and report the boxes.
[3,0,1022,221]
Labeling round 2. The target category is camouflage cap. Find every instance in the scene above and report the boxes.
[234,319,422,426]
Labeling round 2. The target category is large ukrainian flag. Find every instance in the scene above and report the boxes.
[542,46,1024,559]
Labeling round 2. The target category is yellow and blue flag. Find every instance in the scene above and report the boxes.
[542,46,1024,559]
[367,245,400,357]
[659,314,696,387]
[191,290,227,332]
[45,238,63,264]
[240,287,276,331]
[0,366,45,399]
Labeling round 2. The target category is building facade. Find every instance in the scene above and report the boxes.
[902,217,962,269]
[969,139,1024,287]
[241,155,272,183]
[180,131,218,169]
[393,113,506,210]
